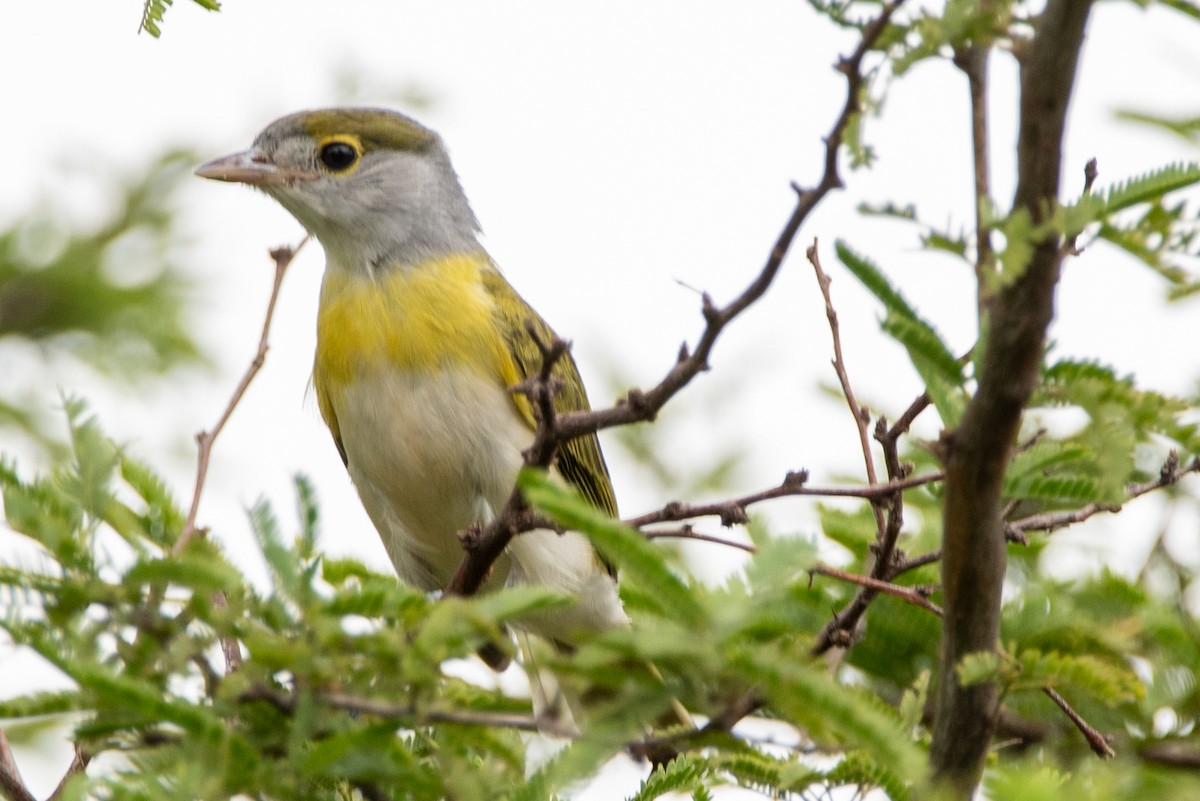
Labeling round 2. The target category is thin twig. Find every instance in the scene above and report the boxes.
[0,729,36,801]
[46,744,90,801]
[1007,452,1198,538]
[642,526,757,553]
[175,237,307,555]
[445,0,909,599]
[166,237,305,676]
[629,690,764,763]
[624,470,943,529]
[884,392,932,444]
[810,564,943,617]
[1042,687,1115,759]
[807,238,885,537]
[952,22,996,317]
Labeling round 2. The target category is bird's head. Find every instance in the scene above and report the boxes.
[197,108,481,270]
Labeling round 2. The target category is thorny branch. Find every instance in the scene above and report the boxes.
[447,0,909,599]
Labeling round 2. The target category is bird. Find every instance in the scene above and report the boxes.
[195,108,630,679]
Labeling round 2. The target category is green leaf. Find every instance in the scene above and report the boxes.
[898,670,930,731]
[518,468,705,628]
[836,241,966,424]
[737,646,926,786]
[996,207,1038,288]
[1094,162,1200,216]
[957,651,1008,687]
[247,496,308,613]
[627,755,713,800]
[0,690,85,719]
[1014,649,1143,705]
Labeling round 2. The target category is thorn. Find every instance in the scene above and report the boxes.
[626,388,655,419]
[677,342,690,363]
[783,469,809,488]
[718,505,750,528]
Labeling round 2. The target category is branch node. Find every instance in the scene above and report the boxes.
[783,469,809,489]
[718,504,750,528]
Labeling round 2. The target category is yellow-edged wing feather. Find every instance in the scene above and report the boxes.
[480,266,619,568]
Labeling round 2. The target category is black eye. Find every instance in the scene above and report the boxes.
[319,141,358,172]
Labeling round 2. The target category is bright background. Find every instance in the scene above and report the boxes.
[2,1,1199,796]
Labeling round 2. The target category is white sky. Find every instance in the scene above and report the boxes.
[3,1,1200,797]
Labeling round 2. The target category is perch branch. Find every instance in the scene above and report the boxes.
[447,0,908,599]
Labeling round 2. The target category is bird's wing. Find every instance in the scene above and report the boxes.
[313,377,349,467]
[481,267,620,532]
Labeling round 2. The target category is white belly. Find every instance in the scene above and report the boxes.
[333,366,528,590]
[330,365,628,640]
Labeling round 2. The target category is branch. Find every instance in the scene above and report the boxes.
[175,238,306,554]
[447,0,908,599]
[629,690,764,764]
[1042,687,1114,759]
[46,745,90,801]
[931,0,1097,792]
[0,729,36,801]
[807,239,885,537]
[168,238,305,675]
[625,470,943,530]
[811,416,924,654]
[641,526,756,553]
[952,11,996,317]
[810,564,942,617]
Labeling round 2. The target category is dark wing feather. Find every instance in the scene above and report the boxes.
[481,268,619,575]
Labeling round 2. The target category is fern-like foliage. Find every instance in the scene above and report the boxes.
[835,240,969,425]
[139,0,221,38]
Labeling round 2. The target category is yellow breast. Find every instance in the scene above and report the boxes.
[314,252,510,387]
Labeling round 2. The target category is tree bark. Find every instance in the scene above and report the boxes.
[929,0,1096,796]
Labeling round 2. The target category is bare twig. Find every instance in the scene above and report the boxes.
[0,729,36,801]
[625,470,943,530]
[1064,158,1100,256]
[629,690,764,763]
[175,238,306,555]
[883,391,931,445]
[1042,687,1115,759]
[642,526,757,553]
[952,16,996,316]
[811,417,926,654]
[1008,452,1196,537]
[445,0,909,599]
[46,744,91,801]
[807,238,885,537]
[810,564,943,617]
[161,237,306,676]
